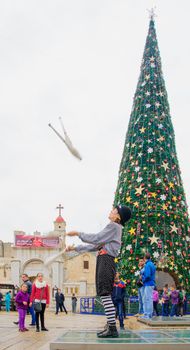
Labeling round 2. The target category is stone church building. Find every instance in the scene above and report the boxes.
[0,205,96,308]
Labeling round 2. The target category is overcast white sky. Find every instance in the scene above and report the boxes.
[0,0,190,243]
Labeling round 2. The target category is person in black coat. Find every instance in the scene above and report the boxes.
[55,289,68,314]
[60,291,68,314]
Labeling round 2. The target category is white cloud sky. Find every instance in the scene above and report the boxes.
[0,0,190,243]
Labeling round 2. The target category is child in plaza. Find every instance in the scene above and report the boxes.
[15,284,30,332]
[66,205,131,338]
[178,286,185,317]
[112,272,126,330]
[152,287,159,316]
[170,285,179,317]
[161,285,170,316]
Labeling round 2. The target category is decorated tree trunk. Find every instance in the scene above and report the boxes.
[114,16,190,293]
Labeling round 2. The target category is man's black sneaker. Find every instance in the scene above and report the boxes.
[97,323,108,336]
[97,324,119,338]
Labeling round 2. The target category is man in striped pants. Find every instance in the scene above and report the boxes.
[66,205,131,338]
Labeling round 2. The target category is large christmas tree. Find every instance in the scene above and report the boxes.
[114,14,190,293]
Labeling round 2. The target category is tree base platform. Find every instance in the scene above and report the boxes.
[50,329,190,349]
[138,316,190,327]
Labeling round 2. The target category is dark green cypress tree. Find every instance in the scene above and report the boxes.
[114,15,190,293]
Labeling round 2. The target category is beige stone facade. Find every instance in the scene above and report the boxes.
[0,242,12,284]
[64,252,96,297]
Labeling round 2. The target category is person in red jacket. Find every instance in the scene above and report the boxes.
[30,273,50,332]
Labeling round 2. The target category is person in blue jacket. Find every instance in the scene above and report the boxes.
[13,274,36,326]
[112,272,126,329]
[141,252,156,319]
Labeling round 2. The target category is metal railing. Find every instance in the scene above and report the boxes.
[80,296,190,315]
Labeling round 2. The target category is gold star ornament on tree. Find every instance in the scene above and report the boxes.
[135,185,144,195]
[129,227,136,235]
[161,161,169,171]
[170,223,178,233]
[140,127,146,133]
[126,196,132,203]
[149,234,159,245]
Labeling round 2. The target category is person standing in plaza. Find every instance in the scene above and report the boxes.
[55,289,62,314]
[65,205,131,338]
[72,293,77,313]
[14,274,36,326]
[30,273,50,332]
[55,289,67,314]
[22,274,36,325]
[161,285,170,316]
[181,287,187,315]
[112,272,126,330]
[15,283,30,332]
[136,258,145,316]
[170,285,179,317]
[152,287,159,316]
[60,291,68,314]
[141,253,156,319]
[0,290,3,311]
[177,286,185,317]
[5,291,11,312]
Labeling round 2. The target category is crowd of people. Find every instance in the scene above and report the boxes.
[0,265,188,336]
[160,284,187,317]
[137,256,187,318]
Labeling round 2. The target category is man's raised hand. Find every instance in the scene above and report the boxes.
[65,244,76,252]
[66,231,79,237]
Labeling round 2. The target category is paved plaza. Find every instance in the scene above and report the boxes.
[0,311,189,350]
[0,311,116,350]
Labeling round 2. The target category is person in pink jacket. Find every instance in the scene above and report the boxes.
[152,287,159,316]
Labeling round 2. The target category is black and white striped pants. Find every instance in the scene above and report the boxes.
[96,254,116,325]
